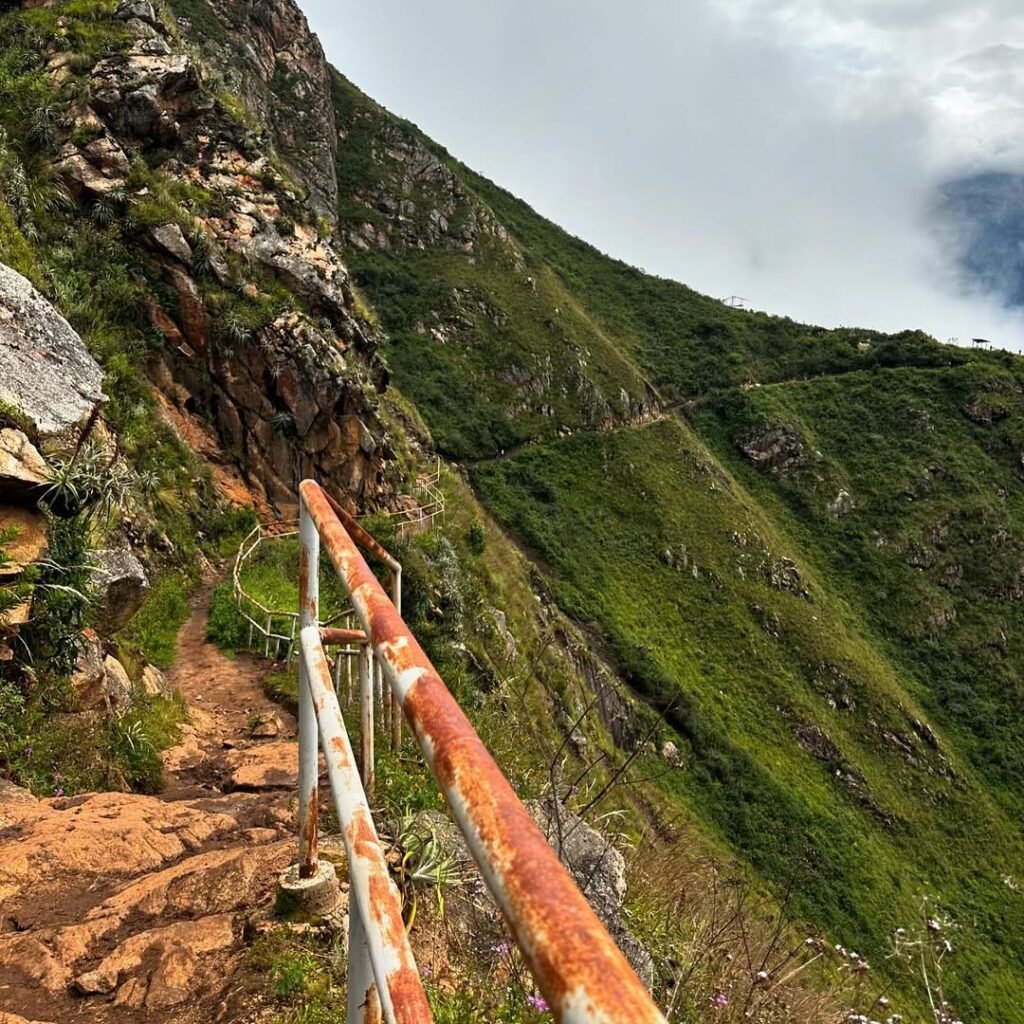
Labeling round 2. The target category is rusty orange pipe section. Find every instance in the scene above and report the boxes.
[324,489,401,573]
[300,481,666,1024]
[300,626,430,1022]
[320,627,368,646]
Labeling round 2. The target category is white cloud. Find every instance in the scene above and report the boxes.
[306,0,1024,348]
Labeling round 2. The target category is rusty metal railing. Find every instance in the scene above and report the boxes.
[294,479,666,1023]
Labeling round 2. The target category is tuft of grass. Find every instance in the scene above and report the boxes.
[115,571,194,672]
[106,692,187,793]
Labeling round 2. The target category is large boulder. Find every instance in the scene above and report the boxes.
[69,629,107,709]
[90,549,150,633]
[0,780,37,805]
[740,425,807,475]
[142,663,172,699]
[0,263,106,449]
[0,428,51,504]
[527,798,655,989]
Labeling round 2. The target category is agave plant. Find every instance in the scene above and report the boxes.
[392,810,464,927]
[219,309,251,346]
[25,101,62,151]
[43,442,133,523]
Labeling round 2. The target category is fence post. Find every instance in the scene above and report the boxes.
[298,497,320,878]
[346,885,382,1024]
[358,641,374,801]
[390,568,402,751]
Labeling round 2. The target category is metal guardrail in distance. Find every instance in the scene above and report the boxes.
[295,479,667,1024]
[379,458,446,539]
[232,521,344,662]
[233,465,440,660]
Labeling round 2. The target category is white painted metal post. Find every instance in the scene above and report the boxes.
[358,641,374,800]
[298,498,320,877]
[390,569,402,750]
[346,887,382,1024]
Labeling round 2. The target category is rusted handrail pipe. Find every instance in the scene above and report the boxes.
[300,480,666,1024]
[321,627,368,646]
[324,490,404,750]
[299,626,430,1021]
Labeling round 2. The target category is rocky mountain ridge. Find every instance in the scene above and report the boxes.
[31,0,396,510]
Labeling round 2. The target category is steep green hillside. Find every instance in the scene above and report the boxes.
[331,74,1014,438]
[471,416,1024,1018]
[330,70,1024,1021]
[332,72,657,459]
[691,366,1024,815]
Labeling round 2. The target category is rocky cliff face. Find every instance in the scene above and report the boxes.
[171,0,340,225]
[34,0,393,510]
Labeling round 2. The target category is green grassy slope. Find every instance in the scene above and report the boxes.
[690,365,1024,817]
[332,72,657,459]
[329,67,1024,1020]
[471,417,1024,1018]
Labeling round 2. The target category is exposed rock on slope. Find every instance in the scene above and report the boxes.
[0,263,106,449]
[0,592,303,1023]
[175,0,341,224]
[40,1,394,508]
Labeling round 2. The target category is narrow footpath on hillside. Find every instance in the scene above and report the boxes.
[0,583,321,1024]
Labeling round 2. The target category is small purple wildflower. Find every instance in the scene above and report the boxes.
[492,942,511,956]
[713,990,729,1008]
[527,994,549,1013]
[54,787,64,798]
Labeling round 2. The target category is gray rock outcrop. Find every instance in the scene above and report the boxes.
[527,798,655,989]
[0,263,106,447]
[90,549,150,633]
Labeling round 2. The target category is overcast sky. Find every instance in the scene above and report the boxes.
[303,0,1024,348]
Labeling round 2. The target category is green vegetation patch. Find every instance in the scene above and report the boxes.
[472,415,1024,1018]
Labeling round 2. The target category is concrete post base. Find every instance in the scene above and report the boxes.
[277,860,346,926]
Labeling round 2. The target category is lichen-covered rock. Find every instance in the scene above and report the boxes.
[172,0,339,223]
[527,798,654,988]
[142,663,171,698]
[740,425,807,474]
[70,629,107,709]
[115,0,159,25]
[0,263,106,447]
[0,780,37,805]
[149,223,193,264]
[90,549,150,633]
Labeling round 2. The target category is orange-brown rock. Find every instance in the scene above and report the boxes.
[0,791,239,905]
[165,265,209,352]
[224,739,306,790]
[0,505,47,577]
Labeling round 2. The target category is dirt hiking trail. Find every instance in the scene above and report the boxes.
[0,584,315,1024]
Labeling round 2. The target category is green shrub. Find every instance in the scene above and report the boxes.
[106,693,186,793]
[466,519,486,555]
